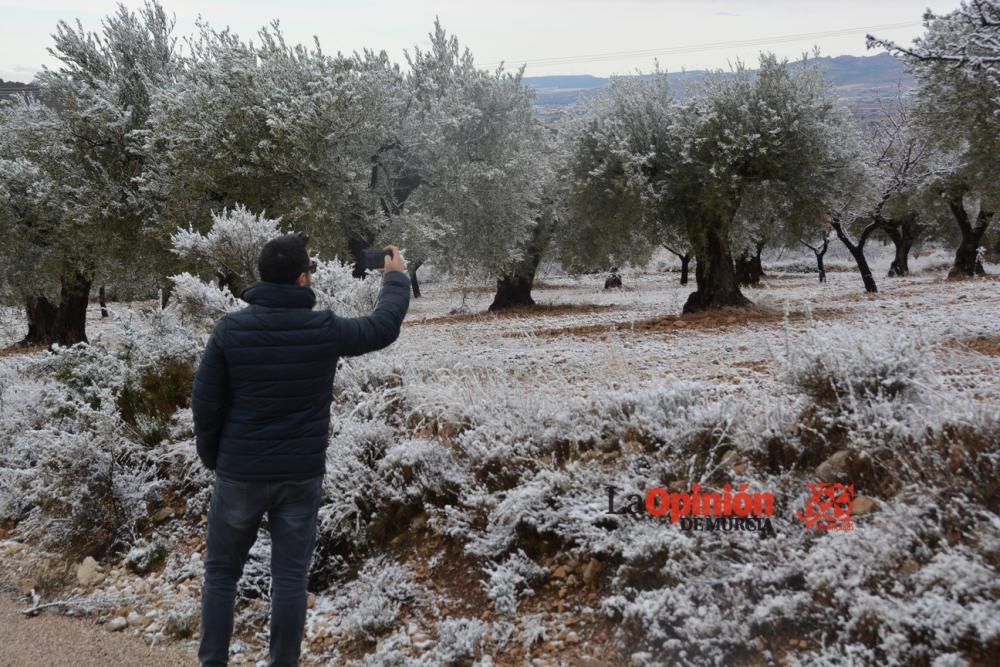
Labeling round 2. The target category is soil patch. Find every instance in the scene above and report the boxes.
[413,303,619,326]
[948,335,1000,357]
[532,306,845,338]
[0,343,46,358]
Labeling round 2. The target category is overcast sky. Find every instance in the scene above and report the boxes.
[1,0,946,83]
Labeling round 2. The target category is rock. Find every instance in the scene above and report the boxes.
[582,559,603,585]
[851,496,877,515]
[0,528,6,539]
[107,617,128,632]
[77,557,101,586]
[551,565,568,579]
[565,631,581,644]
[134,579,148,594]
[127,611,154,627]
[565,574,579,588]
[899,559,920,576]
[307,593,316,609]
[816,450,851,482]
[573,659,610,667]
[151,506,175,524]
[1,541,25,555]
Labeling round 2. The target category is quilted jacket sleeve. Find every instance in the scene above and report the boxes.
[333,271,411,357]
[192,317,229,470]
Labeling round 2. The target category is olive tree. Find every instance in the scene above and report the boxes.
[869,1,1000,277]
[141,19,403,264]
[565,54,859,312]
[558,73,672,277]
[385,21,549,308]
[0,0,176,345]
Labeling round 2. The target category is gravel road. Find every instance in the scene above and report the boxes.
[0,594,196,667]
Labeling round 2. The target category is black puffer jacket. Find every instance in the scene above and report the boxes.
[191,272,411,481]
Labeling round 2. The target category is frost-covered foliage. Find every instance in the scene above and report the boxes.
[309,258,382,317]
[166,273,243,328]
[170,203,284,292]
[0,307,204,557]
[0,1,176,307]
[780,323,937,404]
[141,14,400,256]
[483,550,549,616]
[319,557,421,640]
[389,20,547,283]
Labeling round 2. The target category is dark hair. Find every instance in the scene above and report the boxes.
[258,233,310,285]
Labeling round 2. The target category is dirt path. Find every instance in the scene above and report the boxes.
[0,593,196,667]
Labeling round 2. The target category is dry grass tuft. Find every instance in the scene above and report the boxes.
[949,335,1000,357]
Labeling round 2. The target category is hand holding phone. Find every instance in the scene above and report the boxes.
[361,245,406,273]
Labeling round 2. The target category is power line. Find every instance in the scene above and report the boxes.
[480,21,922,70]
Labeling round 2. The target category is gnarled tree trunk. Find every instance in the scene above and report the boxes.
[20,270,92,347]
[831,218,878,293]
[408,259,425,298]
[99,285,109,318]
[801,237,829,284]
[489,223,547,311]
[679,254,691,285]
[683,226,751,313]
[21,295,59,346]
[663,245,692,285]
[752,238,766,280]
[883,213,919,277]
[945,194,991,278]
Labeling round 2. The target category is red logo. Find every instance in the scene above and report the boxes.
[796,483,855,531]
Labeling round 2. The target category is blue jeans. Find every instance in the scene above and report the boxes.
[198,473,324,667]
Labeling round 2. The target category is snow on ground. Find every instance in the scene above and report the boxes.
[1,248,998,666]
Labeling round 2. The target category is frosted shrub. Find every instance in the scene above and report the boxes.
[310,257,381,317]
[429,618,490,664]
[483,550,549,616]
[375,439,466,511]
[780,324,935,406]
[325,557,420,640]
[167,273,243,328]
[238,531,273,600]
[125,538,168,574]
[170,203,283,291]
[312,417,396,579]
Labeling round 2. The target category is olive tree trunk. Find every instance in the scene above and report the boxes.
[20,270,92,346]
[801,237,829,284]
[489,222,548,311]
[682,226,751,313]
[945,195,992,278]
[408,259,425,298]
[831,218,879,293]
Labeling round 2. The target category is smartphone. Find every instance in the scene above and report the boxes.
[360,248,393,271]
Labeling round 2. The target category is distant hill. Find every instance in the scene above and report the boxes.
[525,53,914,122]
[0,79,40,102]
[3,53,913,123]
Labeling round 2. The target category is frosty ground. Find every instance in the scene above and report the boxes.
[0,246,998,666]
